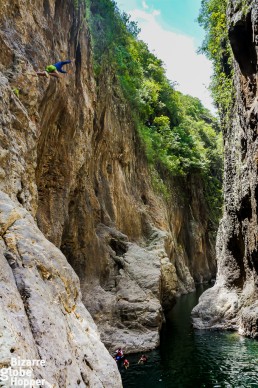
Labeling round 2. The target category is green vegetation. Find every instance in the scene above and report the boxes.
[236,0,251,16]
[85,0,223,220]
[198,0,234,125]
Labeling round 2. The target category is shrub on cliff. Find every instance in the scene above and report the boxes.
[198,0,234,126]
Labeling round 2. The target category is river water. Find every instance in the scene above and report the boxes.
[121,285,258,388]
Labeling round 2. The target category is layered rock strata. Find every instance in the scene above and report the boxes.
[192,0,258,338]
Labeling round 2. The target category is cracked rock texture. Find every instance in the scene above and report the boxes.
[0,0,216,380]
[192,0,258,339]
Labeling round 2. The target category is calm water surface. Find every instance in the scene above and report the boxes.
[121,285,258,388]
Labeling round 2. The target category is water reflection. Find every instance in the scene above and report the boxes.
[121,285,258,388]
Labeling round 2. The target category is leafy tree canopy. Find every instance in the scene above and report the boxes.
[198,0,234,124]
[85,0,223,221]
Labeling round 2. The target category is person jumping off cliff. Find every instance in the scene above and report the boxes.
[36,60,73,78]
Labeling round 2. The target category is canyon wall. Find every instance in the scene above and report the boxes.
[192,0,258,339]
[0,0,122,385]
[0,0,216,383]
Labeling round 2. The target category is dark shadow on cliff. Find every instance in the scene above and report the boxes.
[229,12,257,77]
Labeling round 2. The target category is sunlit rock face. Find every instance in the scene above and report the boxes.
[0,0,121,385]
[0,192,121,386]
[193,0,258,339]
[55,71,216,352]
[0,0,215,370]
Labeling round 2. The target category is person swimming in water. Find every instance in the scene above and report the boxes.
[138,354,148,364]
[36,60,73,78]
[123,359,129,369]
[114,347,124,361]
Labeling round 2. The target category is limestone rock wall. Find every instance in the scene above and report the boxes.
[0,192,120,386]
[0,0,216,374]
[192,0,258,339]
[55,74,216,352]
[0,0,122,385]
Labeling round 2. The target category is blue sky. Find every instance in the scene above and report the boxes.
[116,0,215,113]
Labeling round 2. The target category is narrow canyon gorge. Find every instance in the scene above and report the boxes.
[0,0,257,386]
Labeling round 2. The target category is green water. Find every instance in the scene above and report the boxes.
[121,285,258,388]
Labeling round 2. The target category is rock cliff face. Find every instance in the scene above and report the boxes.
[0,192,120,386]
[0,0,216,381]
[0,0,122,386]
[192,0,258,339]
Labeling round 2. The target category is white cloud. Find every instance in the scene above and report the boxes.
[152,9,160,17]
[142,1,149,10]
[128,8,215,113]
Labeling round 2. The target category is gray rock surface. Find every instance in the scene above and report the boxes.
[0,191,121,386]
[84,227,171,353]
[192,0,258,338]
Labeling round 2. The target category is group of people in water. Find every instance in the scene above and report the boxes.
[114,348,148,370]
